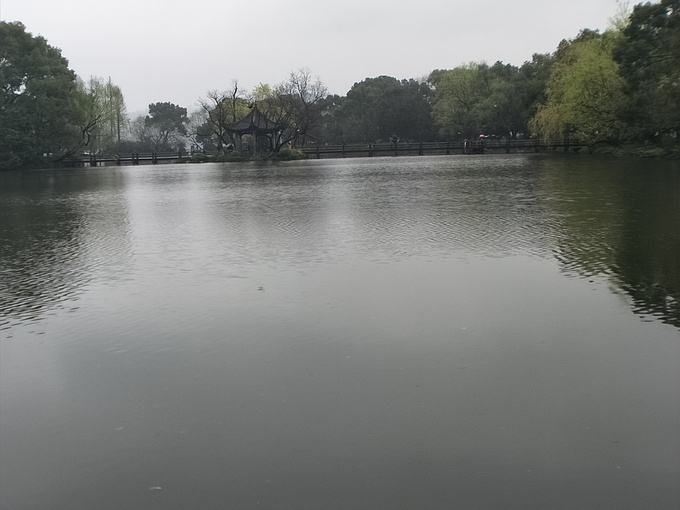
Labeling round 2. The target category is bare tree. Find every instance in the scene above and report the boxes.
[198,82,248,153]
[186,109,209,152]
[71,76,128,155]
[130,115,154,148]
[258,69,327,151]
[229,80,241,123]
[129,114,181,152]
[198,91,231,152]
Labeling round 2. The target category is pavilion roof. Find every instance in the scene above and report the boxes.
[225,107,280,133]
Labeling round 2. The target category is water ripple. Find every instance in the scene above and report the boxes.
[0,156,678,329]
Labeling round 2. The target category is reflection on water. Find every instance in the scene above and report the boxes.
[1,157,677,328]
[0,156,678,510]
[0,170,132,329]
[543,158,680,327]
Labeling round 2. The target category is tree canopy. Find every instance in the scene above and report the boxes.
[431,58,552,140]
[0,22,84,168]
[531,32,626,142]
[614,0,680,138]
[338,76,433,143]
[2,0,680,167]
[256,69,328,150]
[144,102,188,149]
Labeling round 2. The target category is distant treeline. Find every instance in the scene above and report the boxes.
[1,0,678,168]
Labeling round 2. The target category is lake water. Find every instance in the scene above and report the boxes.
[0,155,678,510]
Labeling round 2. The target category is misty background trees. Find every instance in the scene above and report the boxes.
[1,0,679,168]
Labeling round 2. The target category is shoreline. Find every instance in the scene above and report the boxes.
[2,144,679,172]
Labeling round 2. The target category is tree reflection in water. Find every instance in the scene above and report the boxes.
[545,157,680,328]
[0,169,132,327]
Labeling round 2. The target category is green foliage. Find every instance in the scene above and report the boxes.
[256,69,328,150]
[187,152,252,163]
[0,22,85,169]
[316,94,346,143]
[431,58,552,139]
[3,1,680,167]
[272,147,307,160]
[122,102,188,154]
[532,32,626,142]
[337,76,434,143]
[78,76,127,153]
[251,83,273,103]
[144,102,188,150]
[187,153,211,163]
[531,3,680,148]
[614,0,680,138]
[431,64,488,138]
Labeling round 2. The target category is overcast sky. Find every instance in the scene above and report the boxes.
[3,0,621,113]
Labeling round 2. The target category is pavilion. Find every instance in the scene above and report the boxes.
[225,106,281,155]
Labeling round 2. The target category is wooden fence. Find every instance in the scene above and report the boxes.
[68,139,586,167]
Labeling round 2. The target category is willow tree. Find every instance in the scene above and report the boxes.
[101,78,127,150]
[531,31,626,143]
[78,76,127,153]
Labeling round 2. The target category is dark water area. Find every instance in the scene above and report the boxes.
[0,155,678,510]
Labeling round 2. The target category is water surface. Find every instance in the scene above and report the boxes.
[1,155,678,509]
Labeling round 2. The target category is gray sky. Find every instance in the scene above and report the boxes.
[3,0,620,113]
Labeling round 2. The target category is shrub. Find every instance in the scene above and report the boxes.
[273,148,307,161]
